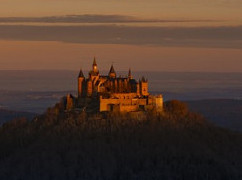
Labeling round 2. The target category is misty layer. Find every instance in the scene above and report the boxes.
[0,15,213,23]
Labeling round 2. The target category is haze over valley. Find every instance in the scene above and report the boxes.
[1,70,242,131]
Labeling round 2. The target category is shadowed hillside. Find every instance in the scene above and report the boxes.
[0,100,242,180]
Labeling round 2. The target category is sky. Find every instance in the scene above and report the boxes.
[0,0,242,72]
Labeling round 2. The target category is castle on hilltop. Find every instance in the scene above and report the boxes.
[65,58,163,113]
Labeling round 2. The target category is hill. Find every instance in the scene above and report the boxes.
[0,100,242,180]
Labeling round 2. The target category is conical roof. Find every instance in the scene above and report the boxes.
[109,65,115,74]
[93,57,97,66]
[128,68,132,78]
[78,69,84,77]
[141,76,147,82]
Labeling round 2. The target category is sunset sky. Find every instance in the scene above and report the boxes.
[0,0,242,72]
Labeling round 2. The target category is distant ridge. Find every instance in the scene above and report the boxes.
[187,99,242,132]
[0,108,37,125]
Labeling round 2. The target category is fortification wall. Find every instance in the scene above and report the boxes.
[155,95,163,112]
[100,95,145,112]
[120,104,138,112]
[100,98,120,112]
[111,93,137,99]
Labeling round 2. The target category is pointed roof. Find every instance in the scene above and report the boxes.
[93,57,97,66]
[141,76,147,82]
[128,68,132,78]
[78,69,84,78]
[109,64,116,74]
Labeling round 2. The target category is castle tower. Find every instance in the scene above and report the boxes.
[136,81,140,96]
[114,79,118,92]
[124,79,128,92]
[78,69,85,98]
[92,57,98,73]
[140,76,149,96]
[109,65,116,78]
[128,68,132,79]
[155,95,163,112]
[118,79,123,92]
[87,79,93,97]
[66,94,74,111]
[89,57,100,81]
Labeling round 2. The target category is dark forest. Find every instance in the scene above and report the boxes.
[0,100,242,180]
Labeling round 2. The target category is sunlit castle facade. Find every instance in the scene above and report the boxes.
[66,57,163,112]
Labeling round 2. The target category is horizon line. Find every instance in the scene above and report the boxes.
[1,69,242,74]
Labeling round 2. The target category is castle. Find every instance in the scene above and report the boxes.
[65,58,163,113]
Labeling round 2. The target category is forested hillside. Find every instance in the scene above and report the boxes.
[0,100,242,180]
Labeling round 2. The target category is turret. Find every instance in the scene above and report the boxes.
[66,94,74,111]
[114,79,118,92]
[128,68,132,79]
[78,69,85,98]
[109,64,116,78]
[87,79,93,97]
[136,82,140,96]
[89,57,100,81]
[154,95,163,112]
[92,57,98,73]
[140,76,149,96]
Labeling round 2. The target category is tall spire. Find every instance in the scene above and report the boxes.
[109,65,115,74]
[78,69,84,78]
[92,57,98,73]
[141,76,147,82]
[128,68,132,79]
[93,57,97,66]
[109,64,116,78]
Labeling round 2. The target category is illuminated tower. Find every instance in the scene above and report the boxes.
[128,68,132,79]
[140,76,149,96]
[89,57,100,81]
[87,79,93,97]
[78,69,85,98]
[109,64,116,78]
[92,57,98,73]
